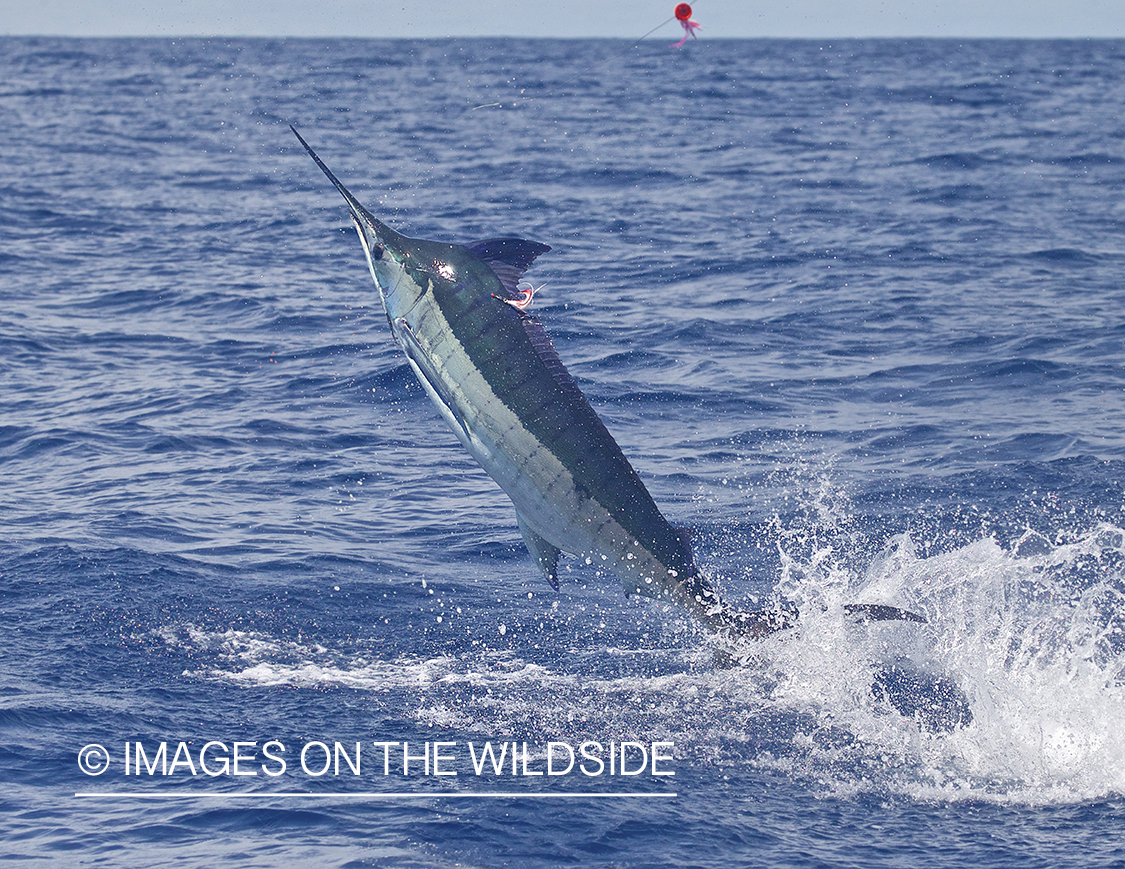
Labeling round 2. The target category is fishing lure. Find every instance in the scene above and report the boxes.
[671,3,701,48]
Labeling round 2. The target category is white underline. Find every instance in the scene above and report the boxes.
[75,791,677,800]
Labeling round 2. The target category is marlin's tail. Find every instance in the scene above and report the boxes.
[699,598,926,640]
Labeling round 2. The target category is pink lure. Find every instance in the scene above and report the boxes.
[671,3,700,47]
[500,281,541,311]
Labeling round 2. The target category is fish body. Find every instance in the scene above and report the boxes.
[292,127,921,639]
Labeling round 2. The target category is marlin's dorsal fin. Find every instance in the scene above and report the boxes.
[467,238,551,296]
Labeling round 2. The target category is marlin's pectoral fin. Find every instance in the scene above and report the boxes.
[395,318,471,439]
[467,238,551,298]
[516,513,561,591]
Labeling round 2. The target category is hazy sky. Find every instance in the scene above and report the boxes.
[1,0,1123,39]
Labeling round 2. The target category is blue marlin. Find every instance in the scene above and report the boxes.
[292,127,922,639]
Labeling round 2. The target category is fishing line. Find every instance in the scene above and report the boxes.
[468,6,697,111]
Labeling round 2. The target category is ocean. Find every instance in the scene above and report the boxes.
[2,34,1125,867]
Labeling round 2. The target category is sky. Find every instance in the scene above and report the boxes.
[1,0,1123,39]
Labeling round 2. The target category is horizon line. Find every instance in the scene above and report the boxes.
[3,33,1122,41]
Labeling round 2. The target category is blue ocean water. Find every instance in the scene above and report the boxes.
[3,34,1125,866]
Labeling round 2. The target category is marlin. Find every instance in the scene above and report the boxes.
[292,127,923,639]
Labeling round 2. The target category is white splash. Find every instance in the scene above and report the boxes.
[153,519,1125,805]
[758,521,1125,804]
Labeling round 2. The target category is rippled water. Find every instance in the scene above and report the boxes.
[3,36,1125,867]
